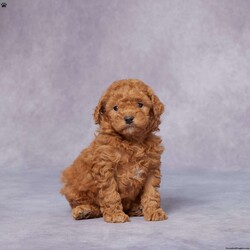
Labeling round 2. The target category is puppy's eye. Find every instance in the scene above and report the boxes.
[138,102,143,108]
[113,106,118,111]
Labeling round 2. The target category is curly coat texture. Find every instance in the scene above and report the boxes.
[60,79,167,223]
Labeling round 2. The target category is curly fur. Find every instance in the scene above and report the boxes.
[60,79,167,223]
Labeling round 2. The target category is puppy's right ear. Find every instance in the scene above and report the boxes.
[94,98,106,125]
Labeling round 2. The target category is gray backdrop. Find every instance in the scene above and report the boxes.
[1,0,250,172]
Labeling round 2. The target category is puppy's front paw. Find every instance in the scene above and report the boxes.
[144,208,168,221]
[104,212,130,223]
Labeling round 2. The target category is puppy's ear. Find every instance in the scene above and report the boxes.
[94,98,106,124]
[147,88,164,118]
[147,87,165,132]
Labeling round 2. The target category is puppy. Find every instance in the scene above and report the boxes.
[60,79,167,223]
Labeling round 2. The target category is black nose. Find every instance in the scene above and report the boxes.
[124,116,134,124]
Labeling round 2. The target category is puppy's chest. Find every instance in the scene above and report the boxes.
[117,160,148,182]
[115,146,151,198]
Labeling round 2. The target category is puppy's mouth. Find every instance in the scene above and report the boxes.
[120,123,138,134]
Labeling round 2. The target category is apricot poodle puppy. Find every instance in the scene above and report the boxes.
[60,79,167,223]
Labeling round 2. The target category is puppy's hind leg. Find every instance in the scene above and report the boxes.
[72,204,101,220]
[126,199,143,217]
[61,187,101,220]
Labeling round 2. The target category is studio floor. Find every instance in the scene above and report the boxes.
[1,167,250,250]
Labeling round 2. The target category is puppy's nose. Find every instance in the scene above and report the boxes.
[124,116,134,124]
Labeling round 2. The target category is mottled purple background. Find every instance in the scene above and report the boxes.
[1,2,250,249]
[1,0,250,172]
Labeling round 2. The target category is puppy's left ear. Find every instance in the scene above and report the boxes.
[94,98,106,125]
[147,87,165,132]
[148,88,165,118]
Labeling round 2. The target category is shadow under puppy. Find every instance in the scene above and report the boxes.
[60,79,167,223]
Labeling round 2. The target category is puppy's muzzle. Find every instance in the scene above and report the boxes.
[124,116,134,125]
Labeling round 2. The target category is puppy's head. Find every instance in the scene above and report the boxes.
[94,79,164,139]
